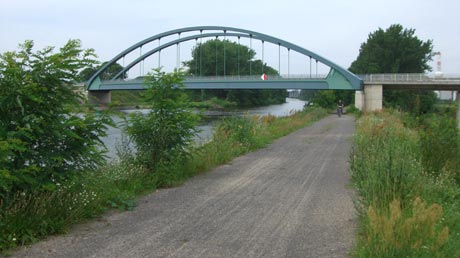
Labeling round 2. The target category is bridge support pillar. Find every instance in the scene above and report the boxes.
[364,84,383,112]
[88,91,111,106]
[354,91,364,111]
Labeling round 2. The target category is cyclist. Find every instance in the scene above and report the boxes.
[337,100,344,117]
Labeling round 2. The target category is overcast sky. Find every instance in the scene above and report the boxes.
[1,0,459,75]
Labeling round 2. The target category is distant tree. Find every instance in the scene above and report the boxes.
[183,39,287,106]
[299,90,317,102]
[312,90,337,109]
[78,62,126,82]
[349,24,436,113]
[303,89,353,109]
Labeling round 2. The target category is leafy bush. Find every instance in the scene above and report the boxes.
[0,40,111,197]
[125,68,199,170]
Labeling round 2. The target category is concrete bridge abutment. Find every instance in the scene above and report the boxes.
[88,91,111,106]
[354,90,364,111]
[355,84,383,112]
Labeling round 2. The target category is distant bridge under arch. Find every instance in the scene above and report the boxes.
[86,26,363,93]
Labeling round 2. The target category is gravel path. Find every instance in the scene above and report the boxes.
[11,114,356,258]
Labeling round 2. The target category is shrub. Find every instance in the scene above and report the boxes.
[312,90,337,109]
[0,40,111,197]
[125,68,199,170]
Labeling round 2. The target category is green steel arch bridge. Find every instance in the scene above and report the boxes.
[86,26,363,95]
[85,26,460,127]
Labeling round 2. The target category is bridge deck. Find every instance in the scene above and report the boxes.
[89,74,460,91]
[360,74,460,90]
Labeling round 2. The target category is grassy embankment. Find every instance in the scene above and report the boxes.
[0,107,327,253]
[350,108,460,257]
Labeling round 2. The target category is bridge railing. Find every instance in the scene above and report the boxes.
[102,74,330,84]
[359,73,460,82]
[184,74,328,81]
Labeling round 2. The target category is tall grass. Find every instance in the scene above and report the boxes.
[351,112,422,210]
[0,107,327,253]
[351,110,460,258]
[0,160,151,251]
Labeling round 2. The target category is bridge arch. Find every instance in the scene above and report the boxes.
[86,26,362,91]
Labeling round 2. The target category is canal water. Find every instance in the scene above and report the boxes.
[102,98,306,159]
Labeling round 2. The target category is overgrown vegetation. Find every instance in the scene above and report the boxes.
[0,40,112,252]
[110,91,146,107]
[0,40,111,197]
[351,110,460,257]
[125,68,200,171]
[191,97,237,110]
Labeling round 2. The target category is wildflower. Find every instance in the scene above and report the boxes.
[12,238,16,241]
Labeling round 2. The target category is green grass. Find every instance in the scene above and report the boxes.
[184,108,328,177]
[350,110,460,258]
[191,97,237,110]
[0,160,152,251]
[0,107,327,253]
[109,91,147,107]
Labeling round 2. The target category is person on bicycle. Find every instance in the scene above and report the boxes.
[337,100,344,116]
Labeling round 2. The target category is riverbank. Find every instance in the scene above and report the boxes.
[101,98,307,159]
[0,107,327,253]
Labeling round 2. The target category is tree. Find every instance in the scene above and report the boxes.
[349,24,436,113]
[183,39,287,106]
[125,68,199,170]
[312,90,337,109]
[78,62,126,82]
[0,40,112,196]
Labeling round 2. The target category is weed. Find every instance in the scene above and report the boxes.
[361,198,448,257]
[351,111,460,258]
